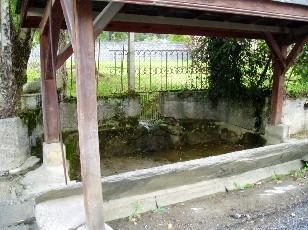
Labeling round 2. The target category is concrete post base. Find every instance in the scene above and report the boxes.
[264,124,289,145]
[43,142,66,168]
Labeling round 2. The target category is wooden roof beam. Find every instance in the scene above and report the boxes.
[112,13,291,34]
[94,0,308,22]
[20,0,31,27]
[39,0,56,35]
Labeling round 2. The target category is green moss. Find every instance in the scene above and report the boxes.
[62,132,81,181]
[31,136,43,160]
[17,108,42,135]
[62,91,140,103]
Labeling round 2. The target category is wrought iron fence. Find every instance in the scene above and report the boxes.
[27,41,209,120]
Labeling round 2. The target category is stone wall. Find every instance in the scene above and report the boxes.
[282,97,308,134]
[60,96,141,131]
[0,117,30,172]
[159,91,268,132]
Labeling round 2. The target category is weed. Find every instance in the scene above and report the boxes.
[152,207,166,214]
[289,163,308,179]
[233,182,242,190]
[129,202,142,223]
[271,173,284,181]
[233,182,254,190]
[243,183,254,189]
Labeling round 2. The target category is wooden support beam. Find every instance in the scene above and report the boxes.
[20,0,31,27]
[271,45,288,125]
[72,0,105,229]
[265,33,286,69]
[45,3,64,79]
[39,0,56,35]
[285,36,308,71]
[93,2,124,37]
[60,0,75,47]
[56,2,124,69]
[40,34,60,143]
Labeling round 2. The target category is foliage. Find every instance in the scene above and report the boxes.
[289,162,308,179]
[169,35,192,43]
[233,182,254,190]
[152,206,166,214]
[271,173,284,181]
[286,44,308,97]
[129,202,142,222]
[17,108,42,135]
[190,37,271,103]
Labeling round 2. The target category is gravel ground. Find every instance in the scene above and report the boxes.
[109,174,308,230]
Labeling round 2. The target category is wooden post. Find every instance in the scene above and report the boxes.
[40,33,60,143]
[271,45,287,125]
[128,32,136,91]
[72,0,105,229]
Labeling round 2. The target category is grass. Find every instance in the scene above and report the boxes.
[26,59,308,97]
[233,182,254,190]
[129,202,142,223]
[289,163,308,179]
[27,59,208,97]
[271,173,284,181]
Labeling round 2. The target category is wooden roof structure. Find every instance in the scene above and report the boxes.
[20,0,308,42]
[18,1,308,229]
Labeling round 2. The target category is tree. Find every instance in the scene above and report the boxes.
[0,0,33,118]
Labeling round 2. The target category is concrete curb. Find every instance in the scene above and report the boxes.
[35,159,303,229]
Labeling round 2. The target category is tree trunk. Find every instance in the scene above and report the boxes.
[0,0,33,118]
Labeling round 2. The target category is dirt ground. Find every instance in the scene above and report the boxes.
[102,141,246,176]
[108,173,308,230]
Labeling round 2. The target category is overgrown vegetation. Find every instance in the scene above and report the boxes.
[190,37,308,100]
[190,38,272,103]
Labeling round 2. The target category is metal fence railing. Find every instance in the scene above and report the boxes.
[27,41,209,120]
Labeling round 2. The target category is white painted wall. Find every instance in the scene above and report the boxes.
[282,97,308,134]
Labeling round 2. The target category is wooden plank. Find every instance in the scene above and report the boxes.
[94,0,308,22]
[72,0,105,229]
[106,21,264,38]
[113,13,291,34]
[56,1,123,69]
[271,45,288,125]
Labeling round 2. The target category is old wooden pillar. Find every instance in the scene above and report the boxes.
[270,45,287,125]
[72,0,105,229]
[40,34,60,143]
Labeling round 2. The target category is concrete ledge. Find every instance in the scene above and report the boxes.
[35,159,303,229]
[36,140,308,204]
[265,124,289,145]
[43,143,66,168]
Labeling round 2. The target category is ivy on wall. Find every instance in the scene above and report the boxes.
[189,37,272,103]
